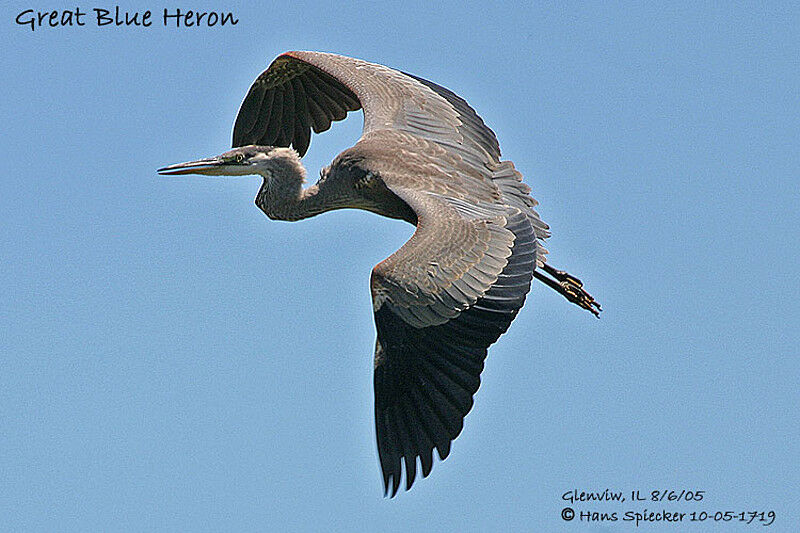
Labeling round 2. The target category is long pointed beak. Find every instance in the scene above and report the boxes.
[157,157,225,176]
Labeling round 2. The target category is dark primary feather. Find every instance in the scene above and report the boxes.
[232,56,361,152]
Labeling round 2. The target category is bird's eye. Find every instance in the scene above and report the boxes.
[236,153,245,163]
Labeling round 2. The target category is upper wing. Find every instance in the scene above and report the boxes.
[371,187,537,496]
[234,51,550,261]
[232,51,500,168]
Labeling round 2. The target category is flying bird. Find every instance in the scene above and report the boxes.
[158,51,600,496]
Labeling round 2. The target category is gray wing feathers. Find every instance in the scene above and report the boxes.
[371,189,515,329]
[289,52,462,141]
[491,161,550,266]
[401,71,501,162]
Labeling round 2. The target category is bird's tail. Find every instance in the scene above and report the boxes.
[490,160,550,266]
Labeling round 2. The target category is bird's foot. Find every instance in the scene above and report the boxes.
[536,263,602,317]
[554,270,601,318]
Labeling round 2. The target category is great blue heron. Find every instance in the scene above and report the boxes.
[158,51,600,496]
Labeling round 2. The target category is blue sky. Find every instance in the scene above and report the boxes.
[2,2,798,531]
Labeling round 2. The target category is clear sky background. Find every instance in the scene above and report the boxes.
[2,2,798,531]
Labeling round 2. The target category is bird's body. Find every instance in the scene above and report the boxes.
[159,51,599,496]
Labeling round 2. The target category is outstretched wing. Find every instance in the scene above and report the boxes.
[232,51,499,167]
[371,187,536,496]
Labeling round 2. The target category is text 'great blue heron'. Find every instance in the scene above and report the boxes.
[158,51,600,496]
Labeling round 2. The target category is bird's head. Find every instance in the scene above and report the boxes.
[158,145,304,180]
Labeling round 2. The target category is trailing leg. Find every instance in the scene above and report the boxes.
[534,262,601,317]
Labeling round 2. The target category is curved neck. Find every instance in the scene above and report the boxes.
[256,179,331,221]
[252,149,360,221]
[249,149,332,221]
